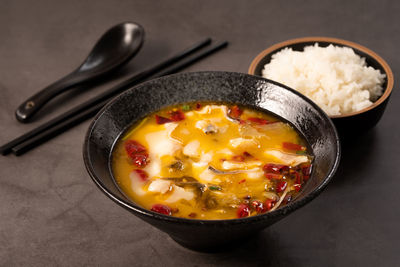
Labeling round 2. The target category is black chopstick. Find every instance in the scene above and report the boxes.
[8,40,228,156]
[0,38,212,155]
[12,99,111,156]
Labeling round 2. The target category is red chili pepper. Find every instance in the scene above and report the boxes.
[265,173,282,180]
[125,140,146,156]
[283,194,293,204]
[251,200,264,213]
[151,204,172,215]
[168,110,185,122]
[239,179,246,184]
[289,169,301,184]
[243,151,252,158]
[264,199,276,211]
[133,169,148,181]
[155,115,172,124]
[294,184,302,192]
[237,204,250,218]
[195,103,202,110]
[263,163,289,173]
[232,155,245,162]
[301,164,311,181]
[282,142,306,152]
[302,164,312,176]
[229,105,243,118]
[131,154,149,168]
[247,117,269,125]
[276,180,287,193]
[124,140,149,168]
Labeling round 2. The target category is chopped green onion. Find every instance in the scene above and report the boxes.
[182,104,191,111]
[209,185,221,191]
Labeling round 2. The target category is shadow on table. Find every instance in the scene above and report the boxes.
[330,128,377,187]
[170,231,297,266]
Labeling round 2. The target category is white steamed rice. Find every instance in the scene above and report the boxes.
[261,44,386,116]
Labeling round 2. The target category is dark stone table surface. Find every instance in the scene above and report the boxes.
[0,0,399,266]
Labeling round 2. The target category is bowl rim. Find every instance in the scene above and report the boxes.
[248,36,394,119]
[83,71,341,226]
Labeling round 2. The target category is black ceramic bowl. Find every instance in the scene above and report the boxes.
[248,37,394,139]
[83,71,340,251]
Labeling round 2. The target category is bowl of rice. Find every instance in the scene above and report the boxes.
[248,37,394,138]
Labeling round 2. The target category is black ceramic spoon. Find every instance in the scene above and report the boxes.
[15,22,145,123]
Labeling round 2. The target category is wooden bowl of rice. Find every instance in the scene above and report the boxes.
[248,37,394,139]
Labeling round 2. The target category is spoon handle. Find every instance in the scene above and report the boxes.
[15,73,80,122]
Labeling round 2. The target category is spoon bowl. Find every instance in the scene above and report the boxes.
[15,22,145,122]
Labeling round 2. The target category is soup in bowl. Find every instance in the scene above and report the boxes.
[112,102,313,220]
[83,71,340,251]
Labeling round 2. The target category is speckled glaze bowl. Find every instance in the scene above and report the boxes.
[83,71,340,251]
[248,37,394,139]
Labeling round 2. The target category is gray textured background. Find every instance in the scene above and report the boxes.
[0,0,399,266]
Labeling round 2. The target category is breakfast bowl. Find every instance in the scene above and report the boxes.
[248,37,394,139]
[83,71,340,251]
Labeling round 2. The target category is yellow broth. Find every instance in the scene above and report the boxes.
[112,103,313,220]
